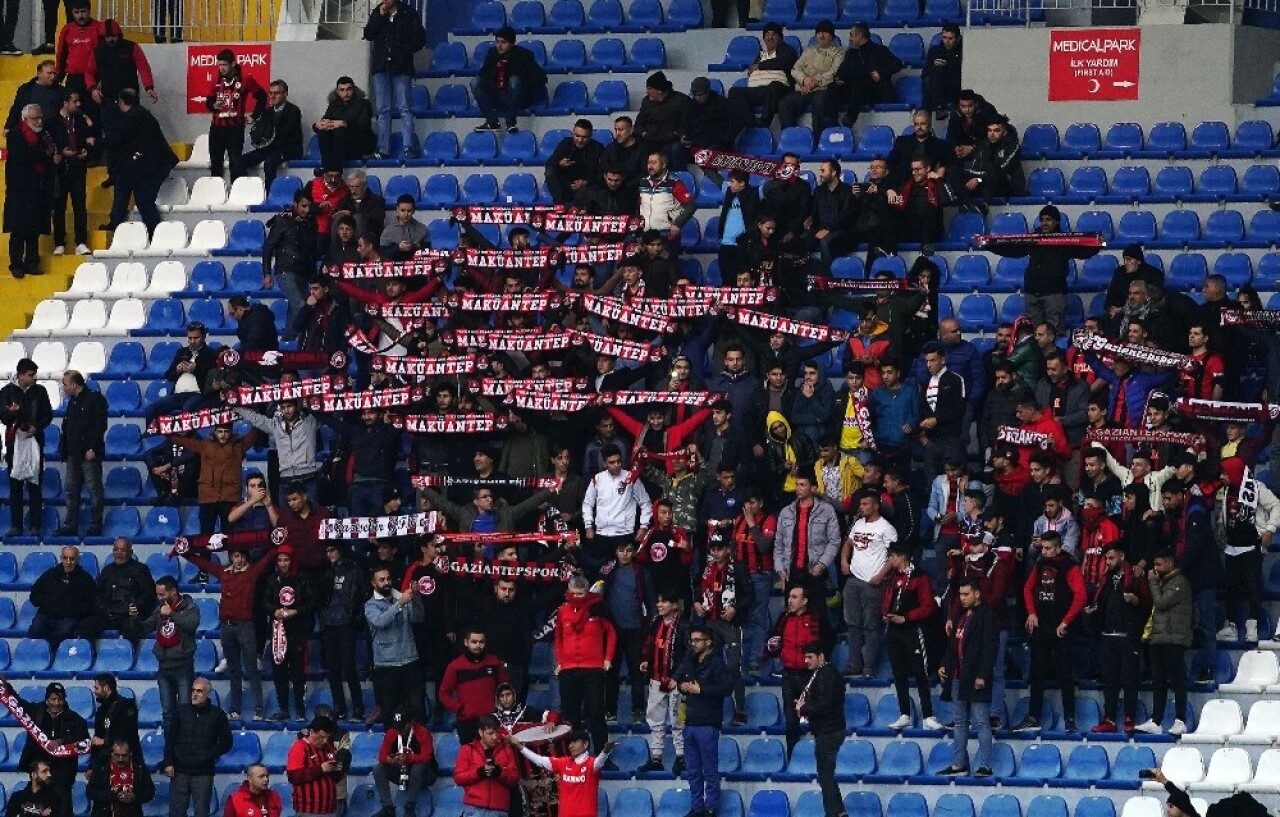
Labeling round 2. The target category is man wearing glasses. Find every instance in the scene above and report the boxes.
[673,627,732,817]
[241,80,303,191]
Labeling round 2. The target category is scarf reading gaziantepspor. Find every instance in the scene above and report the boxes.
[571,330,664,362]
[690,147,800,180]
[532,212,642,234]
[443,328,573,352]
[433,554,578,580]
[447,292,564,312]
[169,526,289,558]
[580,294,674,333]
[389,413,507,433]
[0,680,92,757]
[306,385,422,413]
[469,377,587,397]
[1071,330,1194,372]
[450,204,563,225]
[670,285,776,306]
[1220,309,1280,326]
[219,348,349,372]
[1175,398,1280,423]
[997,424,1056,450]
[372,354,482,376]
[330,257,449,279]
[318,512,440,540]
[853,385,876,452]
[224,375,346,407]
[146,407,239,435]
[1085,427,1206,449]
[974,231,1106,250]
[726,307,847,342]
[509,388,596,412]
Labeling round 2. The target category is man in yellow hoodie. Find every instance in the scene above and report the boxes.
[763,411,817,508]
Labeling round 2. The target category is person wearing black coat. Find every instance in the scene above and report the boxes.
[87,741,154,817]
[317,406,402,518]
[574,167,639,217]
[293,276,351,356]
[363,0,425,158]
[716,172,760,282]
[313,78,375,167]
[160,680,232,817]
[634,71,692,163]
[102,88,176,235]
[918,342,968,481]
[676,77,744,181]
[57,371,108,535]
[826,24,902,128]
[50,91,98,256]
[544,119,604,205]
[8,760,71,817]
[602,117,647,189]
[4,62,63,130]
[987,205,1098,332]
[922,25,963,117]
[4,101,58,278]
[15,682,91,794]
[262,191,318,342]
[1,358,54,536]
[90,674,142,762]
[803,160,856,268]
[1105,245,1165,312]
[938,580,999,776]
[760,156,811,243]
[82,538,156,642]
[472,26,547,134]
[887,112,953,188]
[86,22,155,185]
[241,81,304,191]
[672,626,733,817]
[229,297,279,353]
[796,644,846,817]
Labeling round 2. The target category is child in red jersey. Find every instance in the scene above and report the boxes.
[509,730,614,817]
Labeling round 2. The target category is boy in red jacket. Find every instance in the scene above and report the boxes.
[510,729,615,817]
[455,715,519,817]
[440,627,509,745]
[371,708,436,817]
[223,764,282,817]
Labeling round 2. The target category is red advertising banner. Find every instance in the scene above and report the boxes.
[1048,28,1140,101]
[186,44,272,115]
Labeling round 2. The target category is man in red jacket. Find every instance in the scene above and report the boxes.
[285,717,342,817]
[454,715,519,817]
[440,627,509,745]
[765,584,833,758]
[54,0,103,115]
[553,576,617,760]
[1015,396,1071,469]
[881,543,942,730]
[223,764,281,817]
[371,708,436,817]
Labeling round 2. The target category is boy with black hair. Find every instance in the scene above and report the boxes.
[881,543,941,730]
[509,730,614,817]
[600,540,652,724]
[1015,530,1086,733]
[1087,543,1151,734]
[637,592,689,776]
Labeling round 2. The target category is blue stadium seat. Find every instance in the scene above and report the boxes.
[104,466,143,502]
[1214,252,1253,288]
[1020,124,1059,159]
[1115,211,1158,245]
[407,84,430,118]
[1067,166,1107,200]
[141,507,180,542]
[1062,745,1110,785]
[886,793,928,817]
[616,789,655,817]
[1243,164,1280,198]
[627,0,679,31]
[889,33,925,67]
[261,732,293,772]
[215,731,262,772]
[834,739,876,779]
[1075,798,1117,817]
[881,0,920,25]
[384,174,422,204]
[213,220,265,256]
[798,0,837,25]
[186,260,226,293]
[607,736,648,775]
[589,79,630,113]
[11,640,51,673]
[48,639,92,676]
[1250,210,1280,244]
[432,84,473,116]
[1146,121,1187,155]
[945,212,984,248]
[1234,120,1276,156]
[1014,744,1063,782]
[588,0,626,29]
[1104,122,1144,156]
[1000,294,1025,323]
[18,551,56,585]
[587,37,628,71]
[499,131,538,164]
[1158,210,1202,246]
[778,127,814,158]
[745,691,782,729]
[755,0,799,25]
[1189,120,1231,156]
[1026,167,1065,200]
[844,792,883,817]
[948,255,990,290]
[1060,123,1101,157]
[228,261,266,294]
[100,342,146,379]
[419,175,458,208]
[509,0,546,31]
[990,212,1028,235]
[549,39,587,71]
[1075,211,1114,242]
[711,35,761,71]
[1204,210,1245,244]
[1077,255,1116,290]
[736,738,785,781]
[1153,166,1193,200]
[626,37,666,70]
[737,127,775,157]
[461,174,499,205]
[459,131,499,164]
[105,381,142,417]
[138,298,185,336]
[893,75,923,109]
[187,299,227,332]
[855,126,895,159]
[460,0,505,33]
[435,733,461,773]
[92,640,135,674]
[501,173,540,205]
[980,795,1022,817]
[666,0,703,26]
[748,790,789,817]
[1109,165,1151,200]
[935,795,975,817]
[548,0,588,31]
[871,742,923,781]
[540,80,589,114]
[418,41,467,78]
[1026,796,1069,817]
[105,424,143,459]
[1196,165,1238,200]
[837,0,878,21]
[253,175,303,212]
[423,132,459,164]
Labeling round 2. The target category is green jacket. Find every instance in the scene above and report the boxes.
[1147,568,1193,647]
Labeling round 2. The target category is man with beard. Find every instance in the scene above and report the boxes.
[944,525,1012,726]
[80,538,153,643]
[979,363,1026,459]
[89,673,140,764]
[14,682,90,796]
[887,111,952,187]
[440,628,509,745]
[88,740,153,817]
[1087,544,1151,734]
[402,536,456,715]
[827,23,902,128]
[936,579,998,777]
[760,153,809,247]
[802,159,855,269]
[365,568,422,725]
[6,761,66,817]
[1014,531,1086,733]
[262,547,314,721]
[476,579,536,700]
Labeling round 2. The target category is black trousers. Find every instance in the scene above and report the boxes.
[1224,548,1263,621]
[240,145,287,191]
[40,0,69,43]
[1099,635,1140,722]
[728,83,789,128]
[8,234,38,274]
[209,125,245,180]
[781,670,807,757]
[605,627,646,717]
[814,730,843,817]
[709,0,749,25]
[1149,643,1188,723]
[53,163,88,246]
[887,627,933,718]
[372,662,424,723]
[271,637,306,716]
[559,667,608,751]
[198,501,234,535]
[321,625,363,716]
[1029,633,1076,721]
[0,0,18,46]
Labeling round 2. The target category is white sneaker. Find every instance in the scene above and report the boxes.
[922,716,945,730]
[1246,619,1259,642]
[214,658,228,673]
[1133,719,1161,734]
[52,246,64,256]
[1216,621,1239,642]
[889,714,912,730]
[1169,719,1187,736]
[75,244,91,255]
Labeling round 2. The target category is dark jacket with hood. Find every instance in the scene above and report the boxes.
[314,86,374,150]
[363,1,425,76]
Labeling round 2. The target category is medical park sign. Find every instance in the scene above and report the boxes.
[1048,28,1140,102]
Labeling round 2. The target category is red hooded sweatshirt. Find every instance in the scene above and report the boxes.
[554,592,617,670]
[56,18,105,78]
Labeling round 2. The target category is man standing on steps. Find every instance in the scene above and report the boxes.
[102,88,177,237]
[4,101,58,279]
[57,369,107,537]
[205,48,266,182]
[54,0,104,117]
[363,0,425,160]
[796,642,846,817]
[162,678,232,817]
[1,358,53,535]
[85,20,157,190]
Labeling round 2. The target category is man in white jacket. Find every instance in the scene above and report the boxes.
[582,444,652,578]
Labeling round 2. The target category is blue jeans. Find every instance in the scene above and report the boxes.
[222,619,262,715]
[472,75,526,127]
[743,573,773,671]
[373,72,415,157]
[949,680,992,771]
[158,662,195,743]
[683,725,721,811]
[278,270,309,342]
[1193,588,1218,677]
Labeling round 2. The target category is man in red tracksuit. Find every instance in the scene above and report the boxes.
[439,627,509,746]
[881,543,940,730]
[371,708,436,817]
[1014,530,1087,733]
[223,764,282,817]
[454,715,519,817]
[205,48,266,182]
[553,576,617,756]
[54,0,104,117]
[764,584,833,758]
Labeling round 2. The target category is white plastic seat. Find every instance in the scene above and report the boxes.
[60,262,108,299]
[143,261,188,297]
[94,298,147,337]
[14,300,69,336]
[66,299,108,333]
[227,177,265,207]
[1158,747,1207,787]
[37,379,61,411]
[1182,699,1245,743]
[1119,798,1162,817]
[1192,747,1253,792]
[1239,748,1280,792]
[1229,700,1280,745]
[104,262,149,298]
[1220,650,1279,693]
[135,221,187,257]
[96,222,149,258]
[188,220,227,254]
[176,134,211,169]
[30,342,67,377]
[0,342,24,374]
[172,176,227,212]
[66,341,106,375]
[155,177,189,211]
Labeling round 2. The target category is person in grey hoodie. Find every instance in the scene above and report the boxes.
[378,194,429,261]
[140,575,198,742]
[235,400,321,504]
[365,567,423,726]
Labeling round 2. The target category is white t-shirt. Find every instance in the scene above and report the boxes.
[846,516,897,582]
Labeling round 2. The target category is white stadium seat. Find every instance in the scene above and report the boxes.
[1192,747,1253,792]
[30,342,67,377]
[1220,650,1279,693]
[228,176,266,207]
[96,222,150,258]
[135,221,187,257]
[172,176,227,212]
[67,341,106,376]
[37,379,61,411]
[59,262,109,299]
[1239,749,1280,792]
[66,299,108,333]
[155,176,189,211]
[144,261,188,296]
[1181,699,1244,744]
[1119,798,1162,817]
[1158,747,1206,787]
[188,220,227,254]
[1230,700,1280,745]
[14,300,69,336]
[95,299,147,337]
[105,262,149,298]
[0,342,24,374]
[176,133,211,169]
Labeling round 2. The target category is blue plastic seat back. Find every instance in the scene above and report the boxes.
[1075,211,1114,242]
[593,79,630,111]
[1236,120,1275,152]
[1214,252,1253,288]
[424,132,459,163]
[1117,211,1158,244]
[1190,120,1231,153]
[889,33,925,65]
[1251,210,1280,242]
[1147,121,1187,153]
[979,794,1023,817]
[434,84,472,114]
[461,174,499,205]
[741,739,786,775]
[550,39,587,70]
[1021,124,1059,157]
[1105,122,1144,154]
[590,37,626,68]
[1161,210,1201,243]
[857,125,895,156]
[935,795,975,817]
[737,127,775,156]
[1110,165,1151,198]
[1243,165,1280,197]
[1020,744,1064,779]
[1064,745,1111,782]
[1026,797,1068,817]
[1065,124,1101,154]
[550,0,587,28]
[748,790,790,817]
[510,0,545,30]
[461,131,499,162]
[1154,166,1193,199]
[718,35,760,68]
[1076,799,1117,817]
[1067,166,1108,198]
[745,690,781,727]
[1205,210,1245,243]
[384,174,422,203]
[990,212,1029,235]
[880,742,923,776]
[948,212,984,245]
[667,0,703,26]
[1198,165,1238,197]
[887,793,929,817]
[1027,167,1064,198]
[616,789,654,817]
[760,0,799,22]
[501,173,540,205]
[778,126,814,156]
[589,0,624,27]
[627,0,666,28]
[950,255,991,289]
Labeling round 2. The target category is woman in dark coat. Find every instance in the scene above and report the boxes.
[5,102,57,278]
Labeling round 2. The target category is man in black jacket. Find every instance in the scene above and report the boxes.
[602,115,646,189]
[803,159,855,269]
[634,71,691,164]
[673,626,732,817]
[161,678,232,817]
[960,116,1025,206]
[81,538,154,643]
[472,26,546,135]
[262,190,317,342]
[264,547,314,721]
[293,275,352,355]
[241,79,303,190]
[319,543,365,721]
[313,77,375,167]
[87,21,156,187]
[12,682,90,797]
[797,642,846,817]
[28,548,96,649]
[887,111,952,187]
[574,166,638,217]
[544,118,603,205]
[987,205,1098,332]
[145,322,216,424]
[90,672,142,763]
[57,370,107,536]
[760,154,810,247]
[228,296,279,353]
[363,0,425,158]
[918,342,967,482]
[321,406,402,517]
[102,88,176,235]
[937,579,998,777]
[1,357,53,535]
[8,760,68,817]
[826,23,902,128]
[88,740,154,817]
[677,76,743,183]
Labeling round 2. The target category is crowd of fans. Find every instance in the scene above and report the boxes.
[0,4,1278,817]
